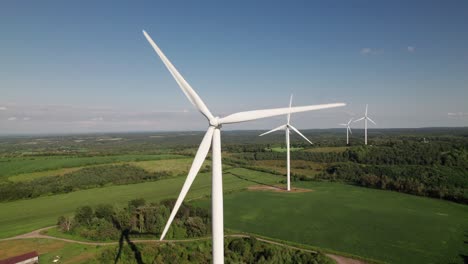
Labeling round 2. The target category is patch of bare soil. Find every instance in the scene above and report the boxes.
[247,185,313,193]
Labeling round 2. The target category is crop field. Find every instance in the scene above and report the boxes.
[0,154,185,180]
[304,146,349,153]
[267,147,304,152]
[193,181,468,264]
[130,158,209,176]
[0,168,281,239]
[0,238,104,263]
[1,129,467,263]
[250,160,325,177]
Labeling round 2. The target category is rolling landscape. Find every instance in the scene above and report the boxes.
[1,1,468,263]
[0,129,467,263]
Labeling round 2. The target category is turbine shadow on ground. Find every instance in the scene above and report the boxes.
[225,170,285,191]
[113,219,144,264]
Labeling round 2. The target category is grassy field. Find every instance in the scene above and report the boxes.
[0,154,185,180]
[0,238,104,263]
[267,147,304,152]
[304,146,349,153]
[8,167,83,182]
[251,160,325,177]
[0,168,281,239]
[193,181,468,264]
[130,158,209,176]
[8,157,202,182]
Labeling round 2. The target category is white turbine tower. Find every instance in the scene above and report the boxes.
[143,30,346,264]
[339,118,353,145]
[259,95,313,191]
[354,104,376,145]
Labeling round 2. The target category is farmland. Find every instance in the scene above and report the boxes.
[0,128,467,263]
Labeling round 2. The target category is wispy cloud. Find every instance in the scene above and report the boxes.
[0,106,7,111]
[90,117,104,121]
[407,46,415,52]
[448,112,468,120]
[23,117,31,121]
[7,117,17,121]
[360,48,381,55]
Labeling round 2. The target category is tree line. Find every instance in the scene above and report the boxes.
[0,164,169,201]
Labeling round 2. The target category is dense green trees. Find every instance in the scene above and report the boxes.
[226,138,468,204]
[97,237,333,264]
[57,198,211,241]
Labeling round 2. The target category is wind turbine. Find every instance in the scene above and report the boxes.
[339,118,353,145]
[259,94,313,191]
[353,104,376,145]
[143,30,346,264]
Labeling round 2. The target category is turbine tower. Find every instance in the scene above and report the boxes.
[339,118,353,145]
[354,104,376,145]
[143,30,346,264]
[259,94,313,191]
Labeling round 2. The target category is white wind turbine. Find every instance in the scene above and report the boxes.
[259,94,313,191]
[354,104,376,145]
[339,118,353,145]
[143,30,346,264]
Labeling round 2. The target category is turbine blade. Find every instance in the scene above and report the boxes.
[367,117,376,125]
[143,30,214,121]
[287,94,293,124]
[353,117,365,122]
[289,125,313,145]
[347,118,353,125]
[348,126,353,134]
[365,104,368,116]
[160,126,215,240]
[259,124,287,136]
[339,123,348,126]
[219,103,346,124]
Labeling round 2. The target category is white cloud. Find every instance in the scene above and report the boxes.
[7,117,17,121]
[448,112,468,120]
[23,117,31,121]
[0,106,7,110]
[90,117,104,121]
[360,48,381,55]
[407,46,415,52]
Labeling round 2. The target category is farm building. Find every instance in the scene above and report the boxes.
[0,251,39,264]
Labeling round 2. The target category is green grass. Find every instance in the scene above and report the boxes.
[0,168,281,239]
[130,158,209,176]
[193,181,468,264]
[0,154,185,180]
[0,238,104,263]
[268,147,304,152]
[304,146,349,153]
[8,167,84,182]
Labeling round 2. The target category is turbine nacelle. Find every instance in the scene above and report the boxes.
[209,116,222,128]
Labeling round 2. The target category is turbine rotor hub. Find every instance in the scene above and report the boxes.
[209,117,222,128]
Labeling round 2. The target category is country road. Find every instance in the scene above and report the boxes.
[1,226,367,264]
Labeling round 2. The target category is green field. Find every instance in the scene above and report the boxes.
[193,181,468,264]
[304,146,349,153]
[0,168,281,239]
[268,147,304,152]
[0,238,104,263]
[0,154,185,180]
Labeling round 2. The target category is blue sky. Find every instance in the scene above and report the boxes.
[1,0,467,134]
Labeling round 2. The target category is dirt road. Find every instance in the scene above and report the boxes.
[1,227,367,264]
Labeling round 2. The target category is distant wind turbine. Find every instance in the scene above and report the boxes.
[259,95,313,191]
[354,104,376,145]
[143,30,346,264]
[339,118,353,145]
